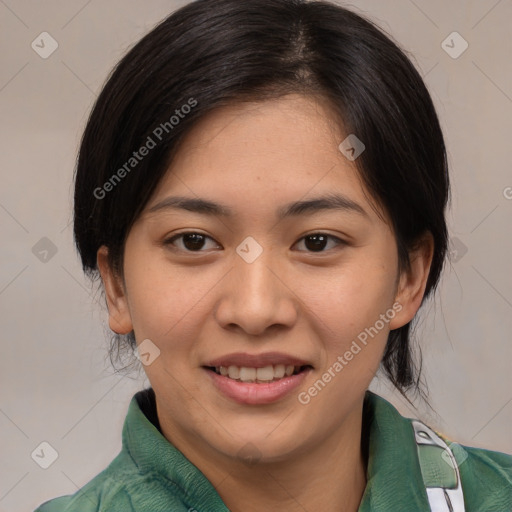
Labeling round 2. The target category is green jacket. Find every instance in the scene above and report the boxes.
[35,388,512,511]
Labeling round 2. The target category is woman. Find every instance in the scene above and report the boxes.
[35,0,512,510]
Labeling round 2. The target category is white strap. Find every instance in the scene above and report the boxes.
[412,420,466,512]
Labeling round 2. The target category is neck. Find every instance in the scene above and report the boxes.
[217,431,367,512]
[159,398,369,512]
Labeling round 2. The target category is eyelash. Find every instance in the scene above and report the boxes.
[163,232,346,254]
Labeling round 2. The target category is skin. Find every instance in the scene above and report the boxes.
[97,93,433,512]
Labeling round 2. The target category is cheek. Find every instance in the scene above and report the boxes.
[123,247,220,346]
[299,257,397,341]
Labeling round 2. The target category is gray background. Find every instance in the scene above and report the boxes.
[1,1,511,511]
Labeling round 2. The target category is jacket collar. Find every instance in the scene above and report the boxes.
[123,388,431,510]
[358,390,431,510]
[123,387,229,510]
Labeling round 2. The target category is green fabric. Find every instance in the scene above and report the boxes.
[416,444,458,488]
[34,389,512,512]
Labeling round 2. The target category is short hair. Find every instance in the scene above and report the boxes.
[73,0,450,402]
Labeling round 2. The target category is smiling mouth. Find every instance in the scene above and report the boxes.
[205,364,312,383]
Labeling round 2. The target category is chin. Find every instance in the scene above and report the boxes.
[212,426,309,466]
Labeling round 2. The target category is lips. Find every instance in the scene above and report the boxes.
[202,351,313,396]
[204,364,312,405]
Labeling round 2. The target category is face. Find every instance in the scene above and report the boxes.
[98,93,432,468]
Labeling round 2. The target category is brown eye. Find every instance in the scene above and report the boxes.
[295,233,345,253]
[164,232,220,252]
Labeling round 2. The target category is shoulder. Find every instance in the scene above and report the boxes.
[411,415,512,511]
[365,391,512,511]
[33,388,222,512]
[33,442,200,512]
[453,440,512,509]
[33,453,135,512]
[33,452,193,512]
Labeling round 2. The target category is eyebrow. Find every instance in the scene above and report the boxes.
[147,193,369,220]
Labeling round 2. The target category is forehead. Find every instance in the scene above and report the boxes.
[173,93,345,167]
[145,94,385,224]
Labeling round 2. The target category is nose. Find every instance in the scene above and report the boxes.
[214,245,299,336]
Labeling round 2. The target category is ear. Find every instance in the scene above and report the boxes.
[96,246,133,335]
[388,232,434,330]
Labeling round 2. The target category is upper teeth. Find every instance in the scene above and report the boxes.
[216,364,299,382]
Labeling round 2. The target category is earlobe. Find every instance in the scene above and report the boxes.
[96,246,133,335]
[388,233,434,330]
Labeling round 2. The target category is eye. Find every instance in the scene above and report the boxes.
[164,232,221,252]
[164,231,345,253]
[294,233,346,253]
